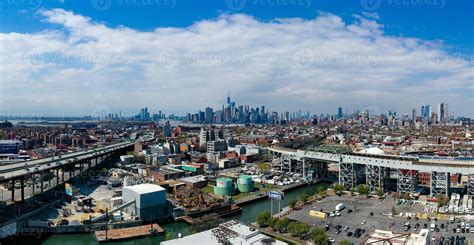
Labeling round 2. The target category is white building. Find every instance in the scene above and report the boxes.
[161,220,287,245]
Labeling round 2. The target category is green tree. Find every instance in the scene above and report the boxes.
[357,184,370,197]
[288,222,310,237]
[437,195,449,207]
[274,217,291,233]
[339,240,351,245]
[289,199,297,209]
[334,183,344,196]
[268,216,278,229]
[350,187,355,196]
[311,227,328,245]
[165,232,173,240]
[376,188,384,198]
[256,211,271,227]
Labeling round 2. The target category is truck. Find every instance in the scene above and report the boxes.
[403,222,411,231]
[335,203,345,212]
[430,222,436,232]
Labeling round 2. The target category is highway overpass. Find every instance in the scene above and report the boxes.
[0,141,134,202]
[268,146,474,196]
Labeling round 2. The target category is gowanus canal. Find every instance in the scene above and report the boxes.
[18,182,329,245]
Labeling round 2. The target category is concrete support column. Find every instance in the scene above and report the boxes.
[11,179,15,202]
[32,175,35,195]
[40,172,44,193]
[20,178,25,202]
[56,168,60,186]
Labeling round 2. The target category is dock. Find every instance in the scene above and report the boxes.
[94,224,164,242]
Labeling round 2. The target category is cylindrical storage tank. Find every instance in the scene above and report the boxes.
[237,175,254,193]
[214,177,234,196]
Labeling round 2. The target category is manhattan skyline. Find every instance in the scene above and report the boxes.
[0,0,473,117]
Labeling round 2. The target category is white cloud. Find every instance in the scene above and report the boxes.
[0,8,472,117]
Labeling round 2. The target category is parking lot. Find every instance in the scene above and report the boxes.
[287,195,474,243]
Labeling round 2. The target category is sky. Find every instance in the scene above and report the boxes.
[0,0,473,117]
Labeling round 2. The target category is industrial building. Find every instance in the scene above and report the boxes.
[0,140,21,154]
[180,175,208,188]
[122,183,169,221]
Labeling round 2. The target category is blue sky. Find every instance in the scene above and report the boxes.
[0,0,473,117]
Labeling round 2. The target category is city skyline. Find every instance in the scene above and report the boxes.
[1,0,473,117]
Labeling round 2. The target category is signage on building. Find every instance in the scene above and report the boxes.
[268,191,284,201]
[65,183,73,196]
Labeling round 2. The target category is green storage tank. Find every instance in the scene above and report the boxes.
[237,175,254,193]
[214,177,234,196]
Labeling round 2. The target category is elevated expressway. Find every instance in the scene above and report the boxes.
[268,146,474,196]
[0,141,134,202]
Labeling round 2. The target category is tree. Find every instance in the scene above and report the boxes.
[274,217,291,233]
[437,195,449,207]
[334,184,344,196]
[288,222,310,237]
[350,187,355,196]
[289,199,297,209]
[311,227,328,245]
[339,240,351,245]
[256,211,271,227]
[376,188,384,198]
[357,184,370,197]
[316,186,327,198]
[268,217,278,229]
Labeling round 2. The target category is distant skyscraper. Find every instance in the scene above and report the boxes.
[438,102,448,123]
[163,121,171,137]
[205,107,213,123]
[412,109,416,121]
[337,107,343,120]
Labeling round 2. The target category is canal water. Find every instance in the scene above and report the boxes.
[38,183,328,245]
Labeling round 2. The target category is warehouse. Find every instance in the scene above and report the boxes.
[122,184,169,221]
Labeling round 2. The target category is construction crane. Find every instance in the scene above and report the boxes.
[437,128,455,156]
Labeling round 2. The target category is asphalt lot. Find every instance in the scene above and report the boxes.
[287,195,474,243]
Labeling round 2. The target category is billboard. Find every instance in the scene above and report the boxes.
[65,183,73,196]
[268,191,284,201]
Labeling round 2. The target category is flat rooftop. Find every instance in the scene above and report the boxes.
[160,220,287,245]
[123,183,165,194]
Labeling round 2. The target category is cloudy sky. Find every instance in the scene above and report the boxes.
[0,0,473,117]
